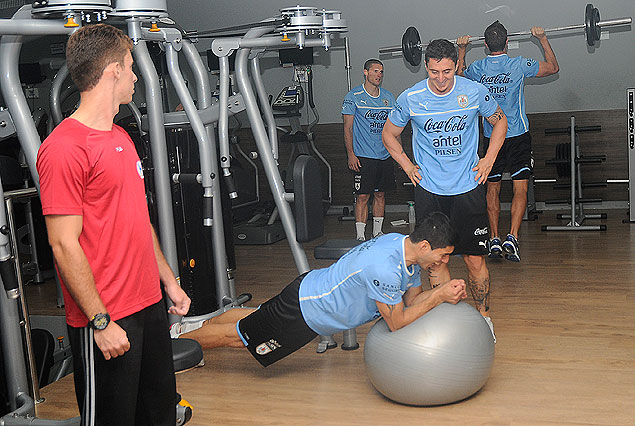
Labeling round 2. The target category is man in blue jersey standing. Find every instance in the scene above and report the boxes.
[382,39,507,342]
[342,59,397,241]
[456,22,559,261]
[175,212,471,367]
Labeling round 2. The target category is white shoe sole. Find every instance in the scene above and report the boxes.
[483,316,497,344]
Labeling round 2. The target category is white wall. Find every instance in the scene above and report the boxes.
[171,0,633,123]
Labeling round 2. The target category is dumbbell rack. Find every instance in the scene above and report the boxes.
[542,116,607,231]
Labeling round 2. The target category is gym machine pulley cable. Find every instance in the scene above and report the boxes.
[378,3,632,66]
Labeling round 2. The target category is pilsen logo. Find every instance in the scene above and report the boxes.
[424,115,468,133]
[479,72,512,85]
[364,110,389,120]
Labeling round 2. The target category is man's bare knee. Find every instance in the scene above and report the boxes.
[486,181,501,195]
[357,194,371,203]
[463,255,488,277]
[512,180,528,195]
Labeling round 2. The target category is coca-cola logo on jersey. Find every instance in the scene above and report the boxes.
[364,110,389,121]
[424,115,467,133]
[479,72,512,85]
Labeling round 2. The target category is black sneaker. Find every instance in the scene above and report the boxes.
[488,237,503,258]
[502,234,520,262]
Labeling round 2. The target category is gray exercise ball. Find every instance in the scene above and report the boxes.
[364,302,495,406]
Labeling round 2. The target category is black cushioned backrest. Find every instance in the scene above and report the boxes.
[293,155,324,243]
[31,328,54,388]
[0,155,24,190]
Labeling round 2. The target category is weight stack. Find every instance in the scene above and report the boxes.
[628,88,635,221]
[122,118,235,315]
[167,128,236,316]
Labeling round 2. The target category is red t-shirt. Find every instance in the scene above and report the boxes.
[37,118,162,327]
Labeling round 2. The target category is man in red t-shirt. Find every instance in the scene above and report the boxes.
[37,24,190,425]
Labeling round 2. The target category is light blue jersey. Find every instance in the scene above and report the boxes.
[389,76,499,196]
[342,85,395,160]
[299,234,421,336]
[464,54,539,138]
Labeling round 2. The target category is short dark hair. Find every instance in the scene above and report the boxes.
[66,23,133,92]
[424,39,457,65]
[364,58,383,71]
[484,20,507,52]
[409,211,456,249]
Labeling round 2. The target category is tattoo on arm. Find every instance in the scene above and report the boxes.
[426,266,442,288]
[468,276,490,312]
[383,304,396,318]
[486,106,504,126]
[427,270,440,287]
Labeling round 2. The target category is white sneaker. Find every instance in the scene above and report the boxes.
[169,319,206,339]
[169,323,183,339]
[356,235,365,241]
[483,316,497,344]
[373,231,384,238]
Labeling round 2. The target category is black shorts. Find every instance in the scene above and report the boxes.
[486,132,533,182]
[414,185,489,256]
[238,273,317,367]
[67,300,176,426]
[354,157,396,195]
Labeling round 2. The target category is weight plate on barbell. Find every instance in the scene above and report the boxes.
[385,3,630,65]
[402,26,421,66]
[585,4,601,46]
[591,7,601,45]
[584,3,601,47]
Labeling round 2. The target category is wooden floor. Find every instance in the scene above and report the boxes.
[32,210,635,425]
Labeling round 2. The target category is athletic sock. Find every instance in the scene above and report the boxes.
[356,222,366,240]
[372,217,384,237]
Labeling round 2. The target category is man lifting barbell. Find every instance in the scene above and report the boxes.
[456,21,559,262]
[379,3,632,67]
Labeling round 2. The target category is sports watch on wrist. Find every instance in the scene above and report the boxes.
[89,312,111,330]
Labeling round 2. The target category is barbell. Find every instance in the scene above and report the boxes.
[379,3,632,66]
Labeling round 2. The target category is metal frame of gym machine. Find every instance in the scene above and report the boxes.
[178,8,351,352]
[0,4,348,422]
[0,0,229,423]
[0,4,79,422]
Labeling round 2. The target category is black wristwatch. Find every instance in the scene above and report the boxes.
[89,313,111,330]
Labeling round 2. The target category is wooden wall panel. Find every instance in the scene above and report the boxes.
[231,109,628,208]
[527,109,628,203]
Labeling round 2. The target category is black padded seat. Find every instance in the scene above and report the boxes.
[314,239,362,260]
[172,338,203,372]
